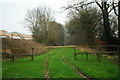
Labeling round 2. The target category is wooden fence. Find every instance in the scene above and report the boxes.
[2,48,35,62]
[73,45,120,62]
[11,48,34,62]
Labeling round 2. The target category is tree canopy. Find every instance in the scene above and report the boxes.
[24,6,64,46]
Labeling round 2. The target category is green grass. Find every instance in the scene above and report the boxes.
[2,49,55,78]
[48,48,83,78]
[64,47,119,79]
[2,47,119,79]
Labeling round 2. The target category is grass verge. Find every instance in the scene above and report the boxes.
[64,47,119,79]
[2,48,55,78]
[47,48,83,78]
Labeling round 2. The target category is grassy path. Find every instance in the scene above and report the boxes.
[62,49,92,80]
[2,47,119,79]
[64,47,119,79]
[43,48,57,78]
[47,48,83,78]
[2,49,55,78]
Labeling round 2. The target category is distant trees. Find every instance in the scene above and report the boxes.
[95,0,119,45]
[64,0,119,46]
[95,0,120,62]
[24,6,53,43]
[24,1,119,47]
[118,1,120,44]
[24,6,64,45]
[48,21,64,46]
[64,2,103,45]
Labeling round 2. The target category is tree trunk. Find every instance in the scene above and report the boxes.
[118,1,120,63]
[102,2,116,45]
[118,1,120,43]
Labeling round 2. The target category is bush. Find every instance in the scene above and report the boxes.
[1,38,47,55]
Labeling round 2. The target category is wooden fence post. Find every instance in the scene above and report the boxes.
[11,55,14,62]
[74,53,77,60]
[97,54,101,62]
[86,53,88,61]
[99,54,101,61]
[73,47,77,60]
[31,48,34,61]
[74,47,75,52]
[118,45,120,63]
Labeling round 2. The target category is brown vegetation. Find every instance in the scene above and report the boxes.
[1,38,47,55]
[75,45,103,52]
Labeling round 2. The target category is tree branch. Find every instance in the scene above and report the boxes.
[112,1,118,16]
[95,2,103,11]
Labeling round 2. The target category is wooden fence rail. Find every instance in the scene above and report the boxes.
[73,46,119,62]
[11,48,34,62]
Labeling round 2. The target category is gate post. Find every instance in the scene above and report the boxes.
[74,53,77,60]
[86,53,88,61]
[31,48,34,61]
[118,45,120,63]
[11,55,14,62]
[97,54,101,62]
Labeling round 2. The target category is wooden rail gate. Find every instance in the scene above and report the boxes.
[11,48,34,62]
[73,46,119,62]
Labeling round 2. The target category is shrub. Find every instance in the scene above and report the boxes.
[1,38,47,55]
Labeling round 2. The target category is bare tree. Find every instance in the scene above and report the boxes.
[65,4,103,45]
[95,0,119,45]
[66,0,119,45]
[24,6,54,44]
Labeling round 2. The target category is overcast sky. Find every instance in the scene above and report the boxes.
[0,0,70,35]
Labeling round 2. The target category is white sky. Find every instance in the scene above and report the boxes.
[0,0,70,35]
